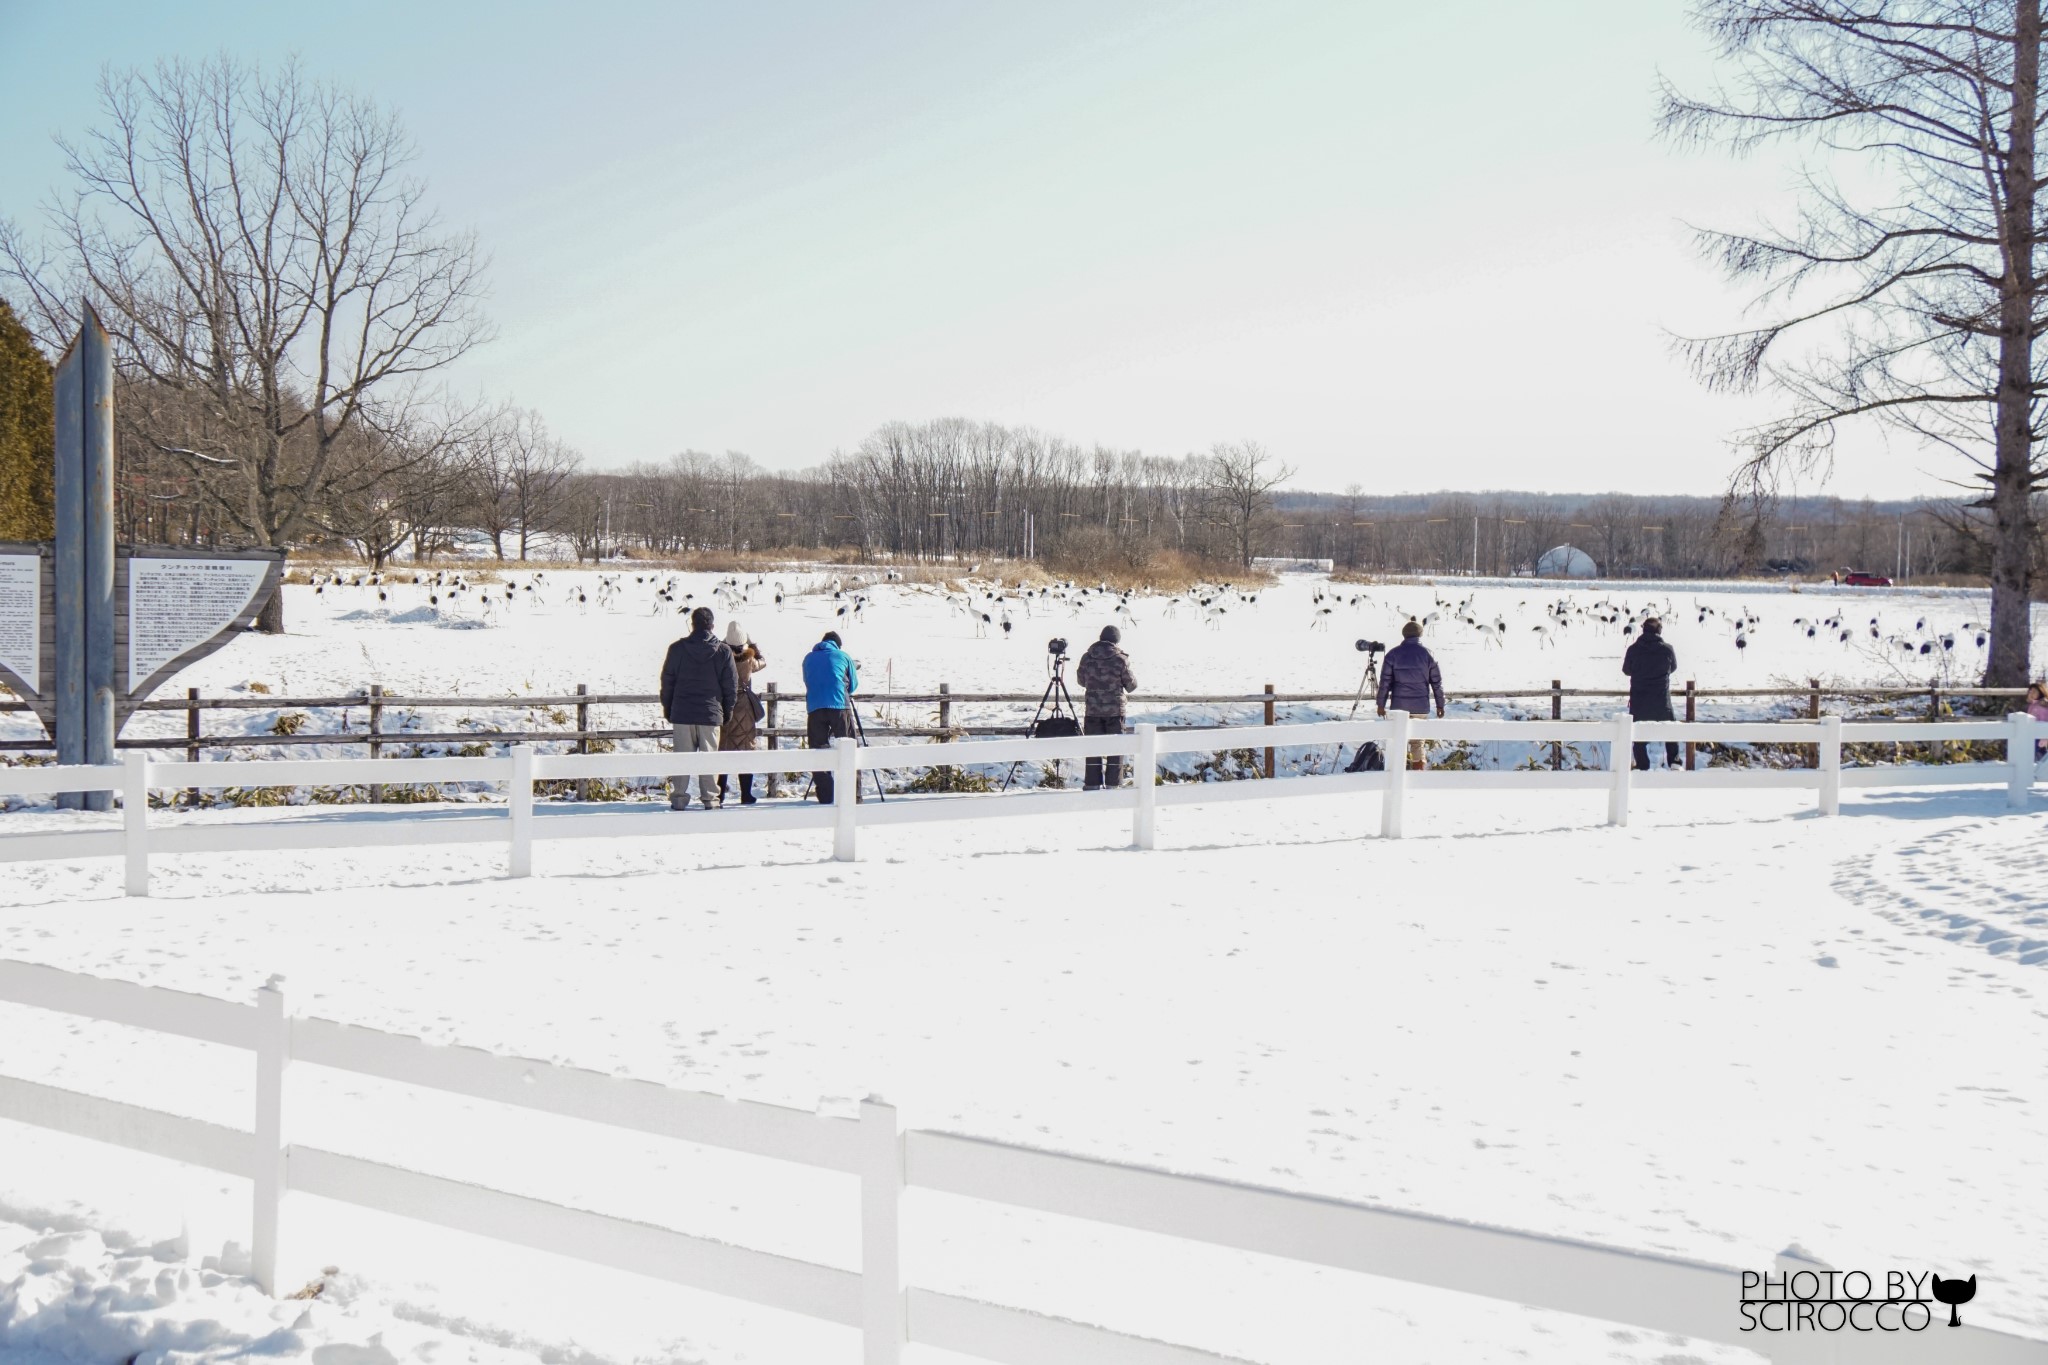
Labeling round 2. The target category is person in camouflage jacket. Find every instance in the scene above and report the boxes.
[1076,627,1137,789]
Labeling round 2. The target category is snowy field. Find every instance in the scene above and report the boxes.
[1,781,2045,1362]
[5,567,2040,781]
[0,570,2044,1363]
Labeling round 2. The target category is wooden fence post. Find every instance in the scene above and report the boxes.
[185,687,201,807]
[765,683,780,798]
[859,1098,905,1365]
[1807,678,1820,769]
[368,684,384,804]
[1263,683,1276,779]
[574,683,590,802]
[1819,715,1842,817]
[1132,722,1158,850]
[834,738,859,861]
[123,749,150,897]
[508,745,534,878]
[937,682,953,789]
[1607,712,1632,827]
[2009,711,2037,810]
[1549,679,1562,771]
[1381,710,1409,839]
[252,975,288,1296]
[1684,679,1696,772]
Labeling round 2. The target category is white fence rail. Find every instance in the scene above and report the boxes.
[1,962,2040,1363]
[0,712,2039,890]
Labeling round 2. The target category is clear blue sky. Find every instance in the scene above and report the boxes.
[0,0,1927,498]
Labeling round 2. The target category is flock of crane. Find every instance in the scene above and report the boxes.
[302,566,1991,681]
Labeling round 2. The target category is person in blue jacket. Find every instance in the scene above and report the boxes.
[802,631,861,804]
[1375,619,1445,770]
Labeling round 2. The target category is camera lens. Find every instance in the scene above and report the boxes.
[1048,637,1067,655]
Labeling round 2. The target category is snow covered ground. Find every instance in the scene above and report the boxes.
[1,778,2043,1362]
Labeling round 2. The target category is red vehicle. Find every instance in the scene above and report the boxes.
[1838,570,1893,587]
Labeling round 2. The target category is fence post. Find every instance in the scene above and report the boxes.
[1263,683,1276,779]
[1683,679,1696,771]
[1381,710,1409,839]
[834,737,859,862]
[1607,712,1631,827]
[1806,678,1820,769]
[508,745,534,878]
[1819,714,1842,818]
[859,1098,905,1364]
[937,682,953,789]
[2009,711,2037,810]
[765,682,780,798]
[1549,679,1561,771]
[368,684,385,804]
[574,683,590,802]
[1133,722,1158,850]
[185,687,201,807]
[123,748,150,897]
[252,975,288,1296]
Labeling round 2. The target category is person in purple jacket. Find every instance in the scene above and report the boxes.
[1375,620,1445,770]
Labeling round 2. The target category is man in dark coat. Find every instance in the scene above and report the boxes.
[1376,620,1445,769]
[660,606,738,809]
[1075,626,1137,790]
[1622,616,1680,770]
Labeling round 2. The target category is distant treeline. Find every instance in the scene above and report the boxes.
[97,410,2038,586]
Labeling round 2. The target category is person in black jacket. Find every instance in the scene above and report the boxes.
[660,606,738,809]
[1075,626,1137,789]
[1622,617,1680,770]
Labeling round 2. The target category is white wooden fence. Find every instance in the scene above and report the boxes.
[2,959,2042,1363]
[0,712,2040,891]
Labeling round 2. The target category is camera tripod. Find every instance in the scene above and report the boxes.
[1002,652,1081,791]
[1339,649,1383,771]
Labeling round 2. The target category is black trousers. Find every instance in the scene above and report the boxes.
[1632,741,1681,770]
[807,708,853,803]
[1084,715,1124,789]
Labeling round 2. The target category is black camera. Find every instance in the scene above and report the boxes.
[1047,637,1069,656]
[1356,639,1385,654]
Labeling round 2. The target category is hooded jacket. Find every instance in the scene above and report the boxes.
[660,627,738,727]
[1622,633,1678,720]
[802,639,859,711]
[1076,640,1138,718]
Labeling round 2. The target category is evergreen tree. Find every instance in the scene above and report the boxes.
[0,298,54,541]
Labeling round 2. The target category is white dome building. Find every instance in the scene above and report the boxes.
[1535,544,1598,579]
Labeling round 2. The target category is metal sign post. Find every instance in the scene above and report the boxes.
[0,306,283,810]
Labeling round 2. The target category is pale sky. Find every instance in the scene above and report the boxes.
[0,0,1936,498]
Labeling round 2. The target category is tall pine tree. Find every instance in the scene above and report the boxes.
[0,298,54,541]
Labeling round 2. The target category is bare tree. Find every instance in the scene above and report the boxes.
[1663,0,2044,687]
[0,56,490,630]
[1203,440,1295,569]
[504,411,581,560]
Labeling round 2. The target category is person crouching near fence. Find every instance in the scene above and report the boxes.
[803,630,860,804]
[1376,620,1444,769]
[1077,626,1137,790]
[2027,681,2048,761]
[1623,616,1681,770]
[661,606,738,810]
[718,621,767,806]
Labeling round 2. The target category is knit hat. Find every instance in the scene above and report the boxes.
[1100,625,1121,644]
[1402,619,1422,638]
[724,621,746,647]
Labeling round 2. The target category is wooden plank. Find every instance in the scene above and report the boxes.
[0,960,255,1046]
[0,1074,253,1175]
[288,1146,862,1326]
[291,1017,860,1171]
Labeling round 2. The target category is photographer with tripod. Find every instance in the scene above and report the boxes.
[1376,619,1445,770]
[802,630,861,805]
[1076,626,1138,790]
